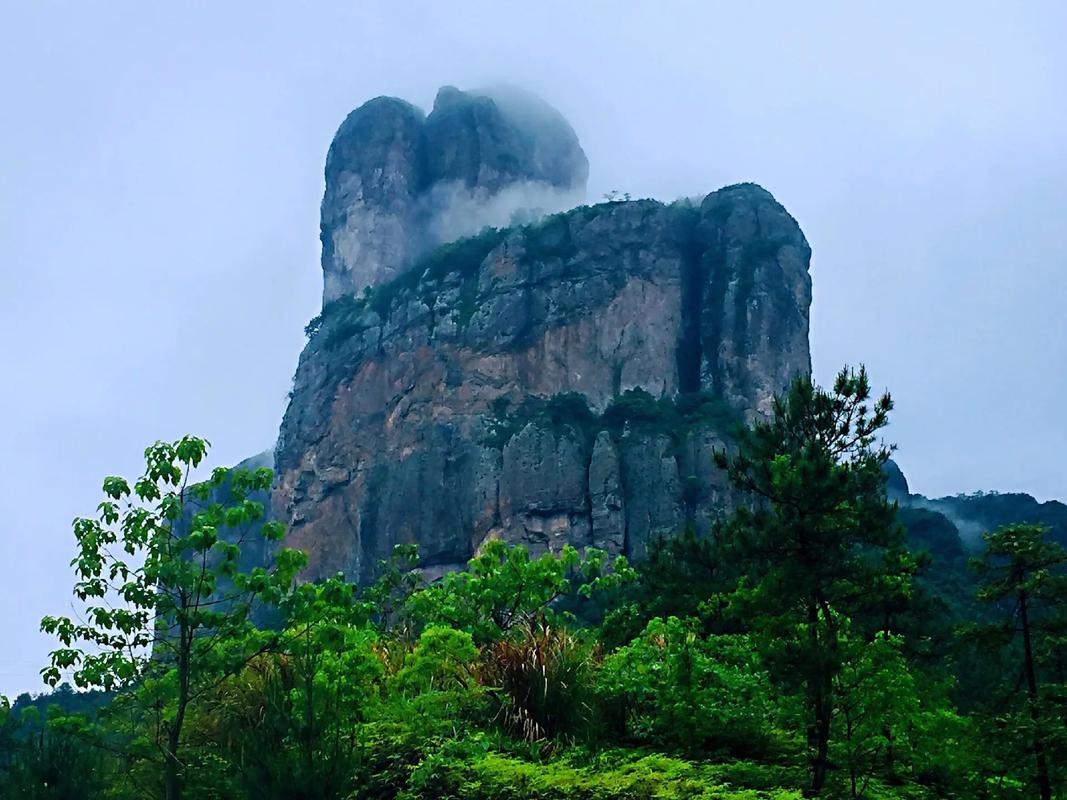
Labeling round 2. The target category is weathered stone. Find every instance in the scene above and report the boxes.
[697,184,812,418]
[500,423,589,554]
[589,432,624,555]
[617,432,683,561]
[321,97,426,304]
[424,85,587,192]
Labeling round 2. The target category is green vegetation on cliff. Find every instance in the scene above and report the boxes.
[305,226,509,347]
[304,198,664,351]
[484,388,740,451]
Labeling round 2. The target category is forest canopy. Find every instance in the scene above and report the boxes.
[4,367,1066,800]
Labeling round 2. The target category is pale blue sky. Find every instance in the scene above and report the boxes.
[2,1,1065,694]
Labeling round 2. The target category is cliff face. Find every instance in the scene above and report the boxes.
[276,173,811,582]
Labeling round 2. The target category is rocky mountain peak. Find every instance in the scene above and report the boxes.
[320,86,588,304]
[212,86,818,585]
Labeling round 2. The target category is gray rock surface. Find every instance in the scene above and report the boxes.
[320,86,588,303]
[321,98,426,304]
[275,184,812,583]
[698,184,812,417]
[588,432,624,554]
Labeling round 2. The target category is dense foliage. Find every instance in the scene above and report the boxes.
[5,368,1067,799]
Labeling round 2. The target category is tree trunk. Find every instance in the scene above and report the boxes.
[303,644,316,781]
[844,707,858,800]
[805,599,832,796]
[1019,589,1052,800]
[883,724,895,777]
[805,601,819,792]
[811,675,832,796]
[165,620,191,800]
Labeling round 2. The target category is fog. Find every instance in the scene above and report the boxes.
[1,1,1065,695]
[423,180,586,248]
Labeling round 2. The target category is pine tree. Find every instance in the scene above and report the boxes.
[716,366,908,795]
[973,523,1067,800]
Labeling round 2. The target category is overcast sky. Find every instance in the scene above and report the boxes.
[2,2,1065,695]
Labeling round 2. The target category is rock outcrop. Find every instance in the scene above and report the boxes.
[275,174,812,582]
[186,85,813,585]
[321,86,588,303]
